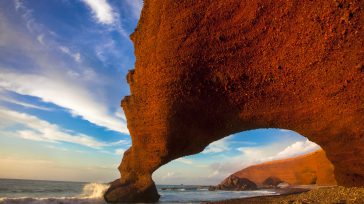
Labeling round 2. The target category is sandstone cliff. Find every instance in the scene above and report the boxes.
[104,0,364,202]
[229,150,336,187]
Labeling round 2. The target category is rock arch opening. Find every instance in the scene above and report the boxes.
[153,128,336,189]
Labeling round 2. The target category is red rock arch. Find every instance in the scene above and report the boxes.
[104,0,364,202]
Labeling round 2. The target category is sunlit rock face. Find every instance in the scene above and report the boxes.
[231,150,337,186]
[104,0,364,202]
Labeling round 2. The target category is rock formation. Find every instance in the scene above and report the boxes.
[263,177,284,187]
[228,150,337,187]
[209,175,257,191]
[104,0,364,202]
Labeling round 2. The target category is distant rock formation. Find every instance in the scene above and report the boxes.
[230,150,337,187]
[209,175,257,191]
[263,176,284,187]
[104,0,364,202]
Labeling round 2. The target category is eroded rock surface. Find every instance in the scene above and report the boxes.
[104,0,364,202]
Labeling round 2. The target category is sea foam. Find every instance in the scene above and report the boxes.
[0,183,109,204]
[81,183,109,199]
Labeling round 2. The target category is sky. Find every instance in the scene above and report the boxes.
[0,0,320,185]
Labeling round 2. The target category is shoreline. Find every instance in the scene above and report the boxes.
[204,187,309,204]
[206,186,364,204]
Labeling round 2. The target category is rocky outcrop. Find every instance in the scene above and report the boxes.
[104,0,364,202]
[209,175,257,191]
[263,177,284,187]
[229,150,337,187]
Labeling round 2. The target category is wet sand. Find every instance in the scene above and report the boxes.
[207,186,364,204]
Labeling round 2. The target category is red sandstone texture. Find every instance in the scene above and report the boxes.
[104,0,364,202]
[228,150,336,186]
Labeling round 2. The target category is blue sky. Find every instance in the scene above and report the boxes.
[0,0,320,185]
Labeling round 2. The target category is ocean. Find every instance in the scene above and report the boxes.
[0,178,278,203]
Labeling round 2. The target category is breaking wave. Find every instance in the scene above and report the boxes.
[81,183,109,199]
[0,183,109,204]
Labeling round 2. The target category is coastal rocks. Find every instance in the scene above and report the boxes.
[104,0,364,202]
[209,176,257,191]
[231,150,337,186]
[103,178,159,203]
[263,177,284,187]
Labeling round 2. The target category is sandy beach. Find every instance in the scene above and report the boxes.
[207,186,364,204]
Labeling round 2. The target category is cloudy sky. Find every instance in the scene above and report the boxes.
[0,0,320,185]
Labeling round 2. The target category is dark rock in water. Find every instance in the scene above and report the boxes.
[210,176,257,191]
[208,186,219,191]
[263,176,284,187]
[104,178,159,203]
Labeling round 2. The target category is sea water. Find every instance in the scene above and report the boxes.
[0,179,278,203]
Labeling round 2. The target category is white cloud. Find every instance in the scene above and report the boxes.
[115,148,125,155]
[279,129,292,133]
[162,171,176,179]
[74,53,81,63]
[125,0,143,19]
[237,147,265,158]
[67,70,80,78]
[1,2,130,134]
[0,108,127,149]
[81,0,129,38]
[59,46,81,63]
[231,141,257,145]
[270,139,321,160]
[176,158,193,165]
[0,156,54,165]
[241,139,320,164]
[0,70,129,134]
[202,137,231,154]
[82,0,114,24]
[37,34,44,45]
[46,145,68,152]
[0,0,135,183]
[115,109,127,122]
[14,0,23,11]
[208,170,220,178]
[13,0,38,33]
[109,139,129,145]
[0,96,52,111]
